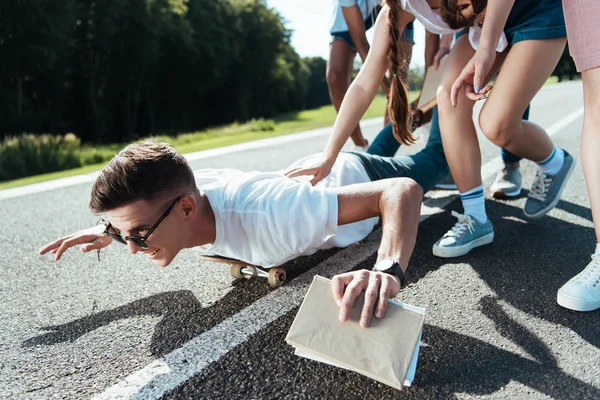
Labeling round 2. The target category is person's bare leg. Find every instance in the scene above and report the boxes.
[432,35,505,258]
[437,35,498,193]
[327,39,366,147]
[581,67,600,242]
[478,39,567,161]
[557,66,600,312]
[479,38,574,220]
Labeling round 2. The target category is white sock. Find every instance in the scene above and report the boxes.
[537,146,564,176]
[595,243,600,257]
[459,185,487,223]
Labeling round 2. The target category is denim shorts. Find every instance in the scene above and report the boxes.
[350,107,449,193]
[456,0,566,45]
[332,16,415,50]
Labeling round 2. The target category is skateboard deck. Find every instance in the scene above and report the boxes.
[200,254,287,288]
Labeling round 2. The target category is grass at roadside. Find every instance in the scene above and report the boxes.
[0,93,410,191]
[0,75,567,191]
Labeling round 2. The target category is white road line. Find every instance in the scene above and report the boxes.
[93,108,584,399]
[0,118,384,201]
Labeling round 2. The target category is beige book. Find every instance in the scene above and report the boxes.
[285,276,425,390]
[416,54,449,112]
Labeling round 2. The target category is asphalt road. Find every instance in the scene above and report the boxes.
[1,80,598,399]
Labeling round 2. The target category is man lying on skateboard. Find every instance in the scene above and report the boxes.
[39,140,427,328]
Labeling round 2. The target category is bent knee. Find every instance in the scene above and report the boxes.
[478,110,520,147]
[326,65,350,88]
[436,86,453,111]
[392,177,423,199]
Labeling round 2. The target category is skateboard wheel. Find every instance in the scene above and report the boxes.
[267,267,286,288]
[230,264,245,279]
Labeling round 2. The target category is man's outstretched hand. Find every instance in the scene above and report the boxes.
[331,270,401,328]
[38,225,113,261]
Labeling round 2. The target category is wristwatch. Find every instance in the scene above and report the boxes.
[373,258,406,286]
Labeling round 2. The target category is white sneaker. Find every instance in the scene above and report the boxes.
[557,255,600,312]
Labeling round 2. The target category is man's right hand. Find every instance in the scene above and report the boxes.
[284,157,334,186]
[331,270,401,328]
[38,225,113,261]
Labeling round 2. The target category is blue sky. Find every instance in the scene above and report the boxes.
[267,0,426,68]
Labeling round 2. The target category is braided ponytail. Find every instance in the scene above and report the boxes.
[385,0,414,145]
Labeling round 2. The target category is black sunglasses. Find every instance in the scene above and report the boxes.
[102,196,181,249]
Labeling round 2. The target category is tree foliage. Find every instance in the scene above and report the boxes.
[0,0,330,142]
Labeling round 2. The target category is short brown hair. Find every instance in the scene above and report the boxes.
[89,140,196,213]
[440,0,487,30]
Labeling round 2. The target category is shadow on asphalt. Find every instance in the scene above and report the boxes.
[22,197,599,398]
[22,248,340,357]
[413,197,599,350]
[166,301,600,399]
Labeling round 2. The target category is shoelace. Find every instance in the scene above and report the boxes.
[528,171,552,201]
[576,255,600,286]
[444,211,475,238]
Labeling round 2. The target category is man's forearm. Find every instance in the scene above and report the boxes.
[376,179,422,270]
[336,178,423,271]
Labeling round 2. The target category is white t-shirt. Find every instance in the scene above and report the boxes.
[330,0,382,34]
[197,153,378,267]
[399,0,508,51]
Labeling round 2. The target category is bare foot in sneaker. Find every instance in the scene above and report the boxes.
[491,162,522,198]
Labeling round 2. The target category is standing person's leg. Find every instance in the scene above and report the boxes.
[477,38,574,220]
[327,37,367,148]
[432,105,458,190]
[557,68,600,311]
[491,105,530,198]
[557,0,600,312]
[432,35,505,258]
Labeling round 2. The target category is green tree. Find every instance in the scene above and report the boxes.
[0,0,76,136]
[303,57,330,109]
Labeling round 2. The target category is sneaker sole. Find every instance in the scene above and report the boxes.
[432,232,494,258]
[557,288,600,312]
[491,186,522,199]
[523,159,575,220]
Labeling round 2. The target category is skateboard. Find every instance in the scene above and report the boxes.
[200,254,287,288]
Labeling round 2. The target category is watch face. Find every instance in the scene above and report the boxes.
[374,258,395,271]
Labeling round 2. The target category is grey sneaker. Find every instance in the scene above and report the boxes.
[491,163,522,198]
[432,211,494,258]
[557,255,600,312]
[435,174,458,190]
[524,150,575,219]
